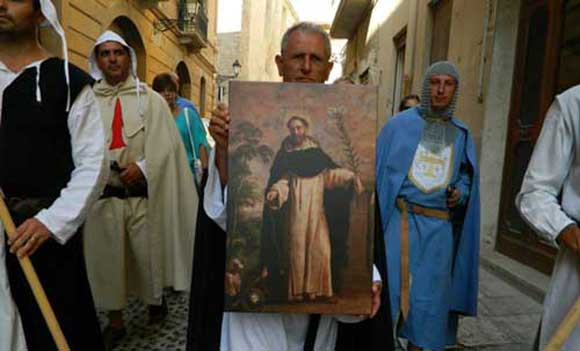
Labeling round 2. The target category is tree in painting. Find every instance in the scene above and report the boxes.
[226,120,274,308]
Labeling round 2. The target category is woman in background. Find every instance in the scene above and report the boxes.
[153,73,209,189]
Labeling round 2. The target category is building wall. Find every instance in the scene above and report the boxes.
[216,31,241,102]
[238,0,299,82]
[218,32,241,77]
[479,0,520,245]
[215,0,298,104]
[334,0,520,244]
[46,0,218,117]
[445,0,488,152]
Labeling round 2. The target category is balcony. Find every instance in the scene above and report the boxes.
[152,0,208,50]
[330,0,374,39]
[139,0,170,9]
[178,0,208,49]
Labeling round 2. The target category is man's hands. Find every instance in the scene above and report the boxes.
[558,224,580,257]
[210,104,230,185]
[120,163,145,186]
[358,281,382,319]
[370,281,382,318]
[8,218,52,258]
[447,186,461,208]
[210,103,230,152]
[266,190,279,208]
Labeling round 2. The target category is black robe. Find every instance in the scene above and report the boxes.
[187,172,226,351]
[0,58,104,351]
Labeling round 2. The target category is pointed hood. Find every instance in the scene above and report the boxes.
[89,30,144,116]
[88,30,138,81]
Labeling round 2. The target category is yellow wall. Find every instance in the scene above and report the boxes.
[50,0,218,117]
[238,0,299,82]
[335,0,523,245]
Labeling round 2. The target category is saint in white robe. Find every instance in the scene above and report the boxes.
[269,165,358,300]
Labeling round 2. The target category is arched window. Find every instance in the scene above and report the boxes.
[176,62,192,99]
[109,16,147,81]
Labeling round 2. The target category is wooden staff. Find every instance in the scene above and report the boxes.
[545,295,580,350]
[0,197,70,350]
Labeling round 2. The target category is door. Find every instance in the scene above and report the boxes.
[497,0,580,274]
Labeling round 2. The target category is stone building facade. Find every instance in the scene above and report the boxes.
[216,0,299,102]
[42,0,218,117]
[332,0,580,274]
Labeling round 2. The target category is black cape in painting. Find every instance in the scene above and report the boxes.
[187,174,226,351]
[260,139,353,301]
[0,58,105,351]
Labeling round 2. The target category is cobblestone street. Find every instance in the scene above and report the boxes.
[102,291,190,351]
[108,262,543,350]
[455,267,542,350]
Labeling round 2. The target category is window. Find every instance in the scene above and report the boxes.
[218,84,227,103]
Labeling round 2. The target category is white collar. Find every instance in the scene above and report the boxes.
[0,58,49,75]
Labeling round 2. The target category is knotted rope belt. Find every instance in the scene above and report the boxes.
[395,198,451,320]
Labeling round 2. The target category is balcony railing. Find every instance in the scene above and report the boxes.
[139,0,170,8]
[178,0,208,48]
[152,0,208,49]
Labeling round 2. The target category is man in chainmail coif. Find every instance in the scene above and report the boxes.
[376,61,480,351]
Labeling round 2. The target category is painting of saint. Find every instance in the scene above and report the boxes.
[226,81,377,315]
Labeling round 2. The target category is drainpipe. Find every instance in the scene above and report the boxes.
[477,0,496,103]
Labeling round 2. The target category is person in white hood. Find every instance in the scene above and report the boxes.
[0,0,108,350]
[83,30,198,349]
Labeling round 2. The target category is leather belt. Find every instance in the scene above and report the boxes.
[5,197,56,223]
[395,198,450,320]
[100,184,148,199]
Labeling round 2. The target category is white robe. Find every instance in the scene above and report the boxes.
[86,77,197,309]
[204,149,380,351]
[516,85,580,350]
[269,158,356,300]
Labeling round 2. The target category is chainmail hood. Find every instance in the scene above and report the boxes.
[419,61,460,120]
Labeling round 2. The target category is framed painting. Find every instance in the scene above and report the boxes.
[225,81,377,314]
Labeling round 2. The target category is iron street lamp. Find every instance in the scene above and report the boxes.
[217,60,242,102]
